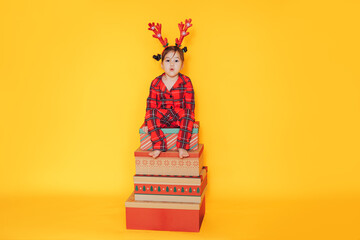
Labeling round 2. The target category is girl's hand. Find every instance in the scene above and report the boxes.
[142,126,149,134]
[194,123,199,128]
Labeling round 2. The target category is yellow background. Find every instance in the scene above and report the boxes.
[1,0,360,239]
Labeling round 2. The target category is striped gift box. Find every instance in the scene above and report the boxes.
[139,121,199,151]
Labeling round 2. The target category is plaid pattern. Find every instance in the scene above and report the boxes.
[145,73,195,151]
[146,73,195,112]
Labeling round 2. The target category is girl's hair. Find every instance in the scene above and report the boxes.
[161,46,184,62]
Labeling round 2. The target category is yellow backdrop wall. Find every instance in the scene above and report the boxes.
[1,0,359,201]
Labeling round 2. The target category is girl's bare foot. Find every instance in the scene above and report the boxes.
[142,126,149,134]
[149,150,161,159]
[178,148,189,159]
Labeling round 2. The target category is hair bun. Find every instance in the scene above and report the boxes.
[153,54,161,61]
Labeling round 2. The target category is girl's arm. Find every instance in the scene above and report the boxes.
[144,83,158,127]
[184,79,195,112]
[184,79,198,128]
[146,84,158,111]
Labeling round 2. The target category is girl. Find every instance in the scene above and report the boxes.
[142,45,198,159]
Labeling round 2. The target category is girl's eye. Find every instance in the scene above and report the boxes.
[166,60,170,62]
[175,60,179,62]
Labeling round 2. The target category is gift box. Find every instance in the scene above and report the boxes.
[125,192,206,232]
[134,166,208,203]
[134,144,204,176]
[139,121,199,151]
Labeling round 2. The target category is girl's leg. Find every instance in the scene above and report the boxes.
[175,109,195,151]
[145,109,168,152]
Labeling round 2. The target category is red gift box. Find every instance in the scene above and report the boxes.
[125,192,206,232]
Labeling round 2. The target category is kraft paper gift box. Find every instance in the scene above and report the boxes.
[134,166,208,203]
[125,192,206,232]
[139,121,199,151]
[134,144,204,176]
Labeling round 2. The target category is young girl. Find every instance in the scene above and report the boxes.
[142,45,199,159]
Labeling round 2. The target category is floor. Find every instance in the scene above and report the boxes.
[1,194,359,240]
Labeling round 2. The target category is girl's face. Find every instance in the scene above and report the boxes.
[161,51,183,78]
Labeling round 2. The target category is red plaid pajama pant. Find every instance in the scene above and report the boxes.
[145,108,195,151]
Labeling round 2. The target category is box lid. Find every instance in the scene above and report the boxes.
[139,121,199,134]
[125,191,205,210]
[134,144,203,158]
[134,166,208,185]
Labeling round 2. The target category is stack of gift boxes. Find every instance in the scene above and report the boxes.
[125,122,207,232]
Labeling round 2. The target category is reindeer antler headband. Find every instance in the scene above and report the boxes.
[148,18,192,61]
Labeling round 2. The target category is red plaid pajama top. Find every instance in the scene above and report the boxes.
[144,72,195,151]
[146,72,195,113]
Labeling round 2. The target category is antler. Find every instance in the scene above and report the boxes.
[148,22,168,48]
[175,18,192,47]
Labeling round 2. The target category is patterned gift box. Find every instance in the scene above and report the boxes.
[139,121,199,151]
[134,144,204,176]
[125,192,206,232]
[134,166,208,203]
